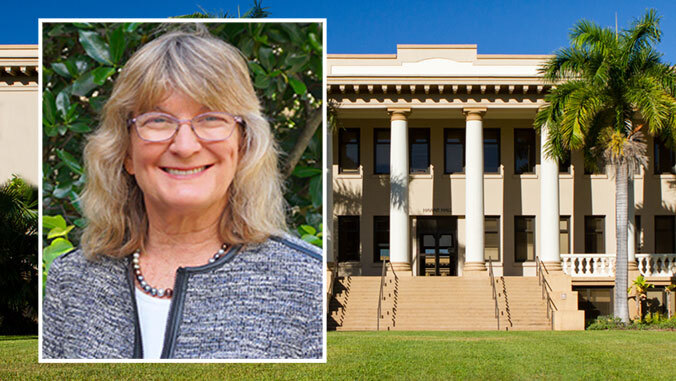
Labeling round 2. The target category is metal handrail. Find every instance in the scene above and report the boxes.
[376,259,397,331]
[488,259,500,331]
[535,257,558,330]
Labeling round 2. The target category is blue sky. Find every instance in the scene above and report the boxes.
[3,0,676,62]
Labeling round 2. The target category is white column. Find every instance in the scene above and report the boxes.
[463,108,487,273]
[388,108,411,273]
[627,178,638,270]
[539,124,562,271]
[326,124,334,267]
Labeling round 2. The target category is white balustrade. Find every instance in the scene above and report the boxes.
[636,254,676,277]
[561,254,616,277]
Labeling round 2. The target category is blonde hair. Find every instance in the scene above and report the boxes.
[81,27,287,259]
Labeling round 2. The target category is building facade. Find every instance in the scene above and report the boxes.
[0,45,38,185]
[327,45,676,323]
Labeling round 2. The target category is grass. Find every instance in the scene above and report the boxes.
[2,331,676,380]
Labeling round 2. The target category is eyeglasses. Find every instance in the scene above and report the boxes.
[127,112,245,142]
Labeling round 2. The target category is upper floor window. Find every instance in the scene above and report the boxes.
[514,129,536,174]
[560,216,570,254]
[654,216,675,253]
[654,139,676,174]
[338,216,360,262]
[410,128,430,174]
[339,128,359,173]
[484,129,501,173]
[485,216,500,261]
[374,128,390,174]
[444,129,465,174]
[584,216,605,253]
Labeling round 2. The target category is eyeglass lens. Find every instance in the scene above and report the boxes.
[135,112,237,141]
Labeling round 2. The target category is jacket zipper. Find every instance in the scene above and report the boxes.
[160,267,189,359]
[126,259,143,359]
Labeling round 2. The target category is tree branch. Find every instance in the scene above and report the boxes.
[281,107,322,179]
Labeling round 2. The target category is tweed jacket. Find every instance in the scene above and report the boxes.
[42,236,323,359]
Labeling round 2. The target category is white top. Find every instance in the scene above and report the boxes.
[135,288,171,359]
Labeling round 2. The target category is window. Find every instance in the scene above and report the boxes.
[410,128,430,173]
[484,129,501,173]
[514,129,536,174]
[374,129,390,174]
[654,139,676,174]
[444,129,464,173]
[338,128,359,173]
[338,216,360,262]
[374,216,390,262]
[635,215,642,253]
[655,216,675,253]
[584,216,605,253]
[484,216,500,261]
[515,216,535,262]
[560,216,570,254]
[575,287,613,323]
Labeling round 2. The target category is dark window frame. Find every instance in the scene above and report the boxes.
[514,128,536,174]
[654,138,676,174]
[373,216,390,263]
[409,128,431,174]
[338,128,360,173]
[514,216,535,262]
[444,128,465,174]
[484,216,500,261]
[338,216,360,262]
[484,128,501,173]
[560,216,571,254]
[584,216,605,254]
[374,128,390,175]
[654,216,675,254]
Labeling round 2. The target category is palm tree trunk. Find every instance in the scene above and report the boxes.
[615,163,630,323]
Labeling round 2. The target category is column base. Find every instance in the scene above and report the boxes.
[628,260,639,271]
[542,261,563,272]
[390,261,412,275]
[463,261,487,276]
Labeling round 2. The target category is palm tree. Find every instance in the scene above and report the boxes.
[0,176,38,334]
[535,9,676,323]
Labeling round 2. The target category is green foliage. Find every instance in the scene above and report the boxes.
[42,20,323,257]
[587,315,627,330]
[0,176,38,334]
[587,314,676,330]
[41,214,76,295]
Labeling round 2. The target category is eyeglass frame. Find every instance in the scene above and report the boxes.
[127,111,246,142]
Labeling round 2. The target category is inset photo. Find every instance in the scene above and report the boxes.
[40,19,325,361]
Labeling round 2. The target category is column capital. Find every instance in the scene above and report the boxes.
[387,107,411,121]
[463,107,487,121]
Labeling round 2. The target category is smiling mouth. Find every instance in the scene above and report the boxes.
[162,165,211,176]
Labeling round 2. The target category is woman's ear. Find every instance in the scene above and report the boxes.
[123,154,135,175]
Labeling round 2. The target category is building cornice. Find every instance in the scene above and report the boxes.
[0,44,39,78]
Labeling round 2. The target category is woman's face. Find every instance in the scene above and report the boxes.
[124,90,241,218]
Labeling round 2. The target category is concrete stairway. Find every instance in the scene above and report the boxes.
[329,275,553,331]
[496,276,552,331]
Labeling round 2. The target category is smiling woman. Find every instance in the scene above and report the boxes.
[41,25,323,360]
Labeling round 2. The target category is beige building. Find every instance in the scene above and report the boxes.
[0,45,38,185]
[327,45,676,330]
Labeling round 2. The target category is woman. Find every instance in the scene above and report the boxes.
[42,28,323,360]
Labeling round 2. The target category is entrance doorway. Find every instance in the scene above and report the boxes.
[417,217,457,276]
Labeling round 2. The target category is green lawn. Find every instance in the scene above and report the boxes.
[2,331,675,380]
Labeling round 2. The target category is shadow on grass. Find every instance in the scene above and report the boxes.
[0,335,37,341]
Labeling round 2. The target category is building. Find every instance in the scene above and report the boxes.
[326,45,676,330]
[0,45,38,185]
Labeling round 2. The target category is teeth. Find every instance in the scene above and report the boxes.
[164,166,206,175]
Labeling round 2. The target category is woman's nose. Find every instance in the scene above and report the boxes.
[169,122,202,156]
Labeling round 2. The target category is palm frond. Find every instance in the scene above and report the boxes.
[626,76,675,135]
[623,9,661,55]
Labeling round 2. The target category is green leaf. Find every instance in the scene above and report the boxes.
[109,26,125,64]
[73,22,94,30]
[51,62,71,78]
[254,74,271,89]
[79,30,112,65]
[56,149,84,175]
[71,70,97,97]
[43,215,67,230]
[288,77,307,95]
[298,224,316,236]
[92,66,116,85]
[301,234,322,247]
[43,238,74,268]
[53,183,73,199]
[69,122,92,133]
[308,32,322,53]
[248,61,266,76]
[124,22,140,33]
[258,47,275,71]
[47,225,74,239]
[284,53,309,73]
[73,218,87,228]
[43,91,56,126]
[292,166,321,178]
[55,89,71,118]
[309,175,322,208]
